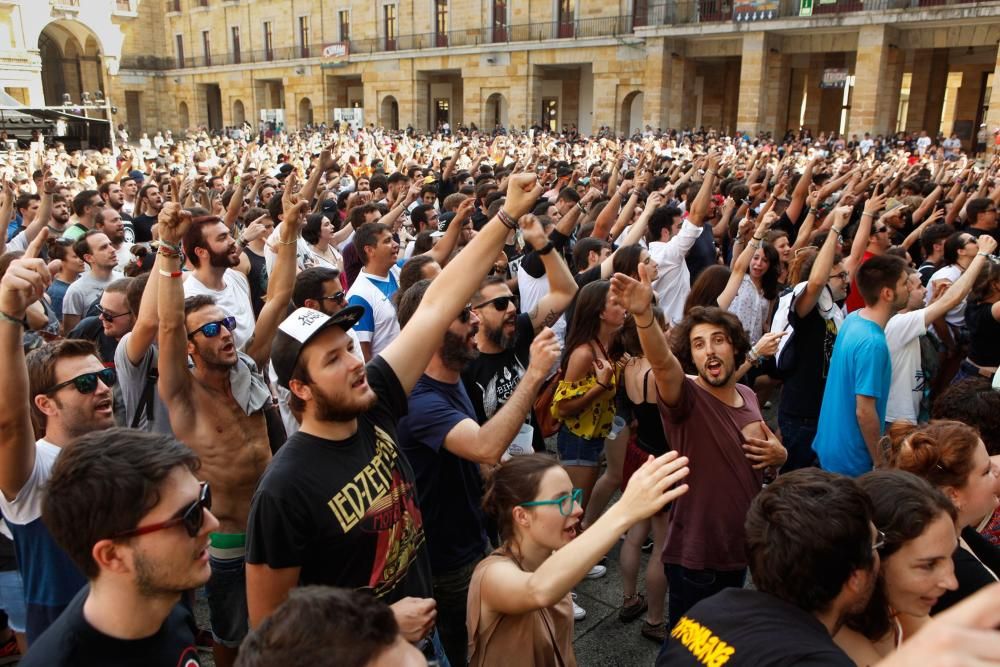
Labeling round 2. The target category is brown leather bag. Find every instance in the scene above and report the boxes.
[532,370,563,438]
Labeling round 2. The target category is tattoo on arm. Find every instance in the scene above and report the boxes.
[541,309,559,328]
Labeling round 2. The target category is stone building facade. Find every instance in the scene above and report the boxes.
[3,0,1000,147]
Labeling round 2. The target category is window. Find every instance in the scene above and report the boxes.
[492,0,507,42]
[557,0,574,37]
[435,0,448,46]
[231,26,241,64]
[175,34,185,67]
[299,16,310,57]
[199,0,207,6]
[339,10,350,42]
[383,4,397,51]
[263,21,274,60]
[202,30,211,66]
[172,0,180,11]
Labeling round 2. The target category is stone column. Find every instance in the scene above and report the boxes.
[591,74,618,132]
[848,24,903,136]
[643,37,672,131]
[985,43,1000,155]
[667,56,696,130]
[737,32,769,135]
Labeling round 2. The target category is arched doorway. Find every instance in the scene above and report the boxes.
[233,100,246,127]
[484,93,508,130]
[38,22,105,107]
[178,102,190,130]
[620,91,644,136]
[380,95,399,130]
[298,97,314,128]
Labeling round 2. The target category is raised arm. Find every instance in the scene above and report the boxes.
[795,206,851,319]
[222,172,251,231]
[687,152,720,226]
[380,173,543,394]
[443,329,561,464]
[610,264,685,406]
[423,196,472,267]
[719,213,775,310]
[784,157,817,224]
[244,179,307,369]
[124,243,162,366]
[0,232,50,500]
[924,235,997,326]
[155,203,195,415]
[845,191,887,278]
[521,214,577,333]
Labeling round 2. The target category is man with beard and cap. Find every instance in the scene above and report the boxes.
[156,192,302,667]
[181,211,255,350]
[461,213,578,454]
[244,173,545,667]
[610,265,788,634]
[394,272,563,666]
[657,469,878,666]
[0,233,115,642]
[812,255,910,477]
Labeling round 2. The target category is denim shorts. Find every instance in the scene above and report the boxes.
[0,569,26,633]
[205,552,249,648]
[557,427,605,467]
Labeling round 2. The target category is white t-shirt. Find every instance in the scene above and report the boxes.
[648,218,703,324]
[885,309,929,425]
[62,270,124,317]
[346,267,401,357]
[925,264,965,327]
[183,269,254,349]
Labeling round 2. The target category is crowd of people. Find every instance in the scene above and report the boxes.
[0,123,998,666]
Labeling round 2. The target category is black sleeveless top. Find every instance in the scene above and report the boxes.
[628,368,670,456]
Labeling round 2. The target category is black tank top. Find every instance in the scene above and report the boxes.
[628,368,669,456]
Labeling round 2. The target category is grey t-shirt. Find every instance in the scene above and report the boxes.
[114,332,173,435]
[61,270,122,317]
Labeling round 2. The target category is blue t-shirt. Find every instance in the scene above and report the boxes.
[812,312,891,476]
[47,280,71,322]
[397,374,488,574]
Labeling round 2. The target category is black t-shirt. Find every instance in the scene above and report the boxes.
[656,588,853,667]
[20,586,200,667]
[119,211,136,244]
[685,222,717,283]
[241,247,268,319]
[398,375,488,573]
[778,294,838,420]
[966,300,1000,367]
[68,316,119,365]
[132,214,157,243]
[461,312,544,452]
[246,356,434,603]
[933,526,1000,614]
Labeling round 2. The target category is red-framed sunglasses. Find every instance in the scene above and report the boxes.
[113,482,211,539]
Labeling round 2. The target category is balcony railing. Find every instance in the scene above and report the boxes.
[118,0,995,72]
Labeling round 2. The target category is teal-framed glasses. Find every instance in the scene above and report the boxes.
[519,488,583,516]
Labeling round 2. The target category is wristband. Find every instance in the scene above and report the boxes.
[635,313,655,329]
[0,311,25,328]
[158,269,183,278]
[277,238,298,246]
[832,227,843,235]
[496,207,517,230]
[577,201,587,214]
[809,207,819,215]
[537,241,555,256]
[158,240,182,254]
[861,212,875,219]
[596,381,612,391]
[978,251,991,258]
[752,236,764,242]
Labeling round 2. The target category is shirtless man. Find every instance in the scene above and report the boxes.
[155,191,303,667]
[610,265,788,644]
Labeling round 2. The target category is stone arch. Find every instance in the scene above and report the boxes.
[178,101,190,130]
[233,99,246,126]
[484,92,508,130]
[38,21,106,106]
[620,90,644,136]
[380,95,399,130]
[298,97,314,128]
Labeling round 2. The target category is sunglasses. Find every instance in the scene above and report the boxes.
[114,482,212,539]
[188,316,237,340]
[473,295,518,312]
[874,226,889,234]
[44,368,117,395]
[97,305,131,323]
[458,304,473,323]
[320,291,346,304]
[519,488,583,517]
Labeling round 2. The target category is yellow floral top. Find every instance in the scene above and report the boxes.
[550,371,618,440]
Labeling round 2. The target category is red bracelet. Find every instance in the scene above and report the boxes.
[158,269,182,278]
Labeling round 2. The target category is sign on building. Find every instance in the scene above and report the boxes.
[322,43,350,68]
[734,0,778,21]
[820,68,849,89]
[333,108,364,127]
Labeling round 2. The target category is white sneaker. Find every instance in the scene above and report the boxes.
[585,563,607,579]
[571,592,587,620]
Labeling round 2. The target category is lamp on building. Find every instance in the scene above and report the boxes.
[62,93,72,105]
[82,91,92,104]
[94,90,105,103]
